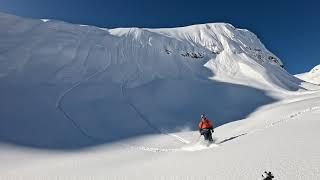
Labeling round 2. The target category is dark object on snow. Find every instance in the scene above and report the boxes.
[200,129,213,142]
[262,171,274,180]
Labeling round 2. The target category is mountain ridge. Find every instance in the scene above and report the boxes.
[0,12,301,91]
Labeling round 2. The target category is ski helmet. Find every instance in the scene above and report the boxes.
[201,114,206,118]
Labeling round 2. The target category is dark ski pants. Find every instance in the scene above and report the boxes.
[200,129,213,142]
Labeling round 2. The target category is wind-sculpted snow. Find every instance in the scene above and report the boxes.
[0,12,308,149]
[0,12,297,88]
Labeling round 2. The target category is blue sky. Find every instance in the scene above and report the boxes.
[0,0,319,74]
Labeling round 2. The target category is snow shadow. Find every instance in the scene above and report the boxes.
[0,78,277,150]
[128,79,277,131]
[217,133,247,144]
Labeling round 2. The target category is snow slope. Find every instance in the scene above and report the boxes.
[0,12,311,148]
[1,12,320,180]
[296,64,320,85]
[1,88,320,180]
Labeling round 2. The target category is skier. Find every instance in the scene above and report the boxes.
[198,114,214,142]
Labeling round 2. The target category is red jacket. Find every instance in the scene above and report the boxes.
[198,118,213,130]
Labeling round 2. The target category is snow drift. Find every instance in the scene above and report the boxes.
[0,12,305,149]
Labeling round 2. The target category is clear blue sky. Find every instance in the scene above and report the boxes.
[0,0,319,74]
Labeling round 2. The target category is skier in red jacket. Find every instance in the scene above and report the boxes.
[198,114,214,142]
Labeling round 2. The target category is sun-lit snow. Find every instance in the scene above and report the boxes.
[296,64,320,85]
[0,12,320,180]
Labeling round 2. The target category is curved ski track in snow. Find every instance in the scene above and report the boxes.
[121,78,190,145]
[56,52,189,152]
[56,46,112,142]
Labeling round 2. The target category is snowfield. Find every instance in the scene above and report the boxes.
[0,12,320,179]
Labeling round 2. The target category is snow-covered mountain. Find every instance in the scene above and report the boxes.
[0,12,310,149]
[1,12,320,180]
[296,65,320,85]
[0,12,301,90]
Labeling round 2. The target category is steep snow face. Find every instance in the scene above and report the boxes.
[296,65,320,85]
[109,24,302,91]
[0,12,300,90]
[0,12,305,148]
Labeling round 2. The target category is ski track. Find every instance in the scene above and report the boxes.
[120,71,190,145]
[56,52,189,153]
[248,104,320,135]
[55,45,111,142]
